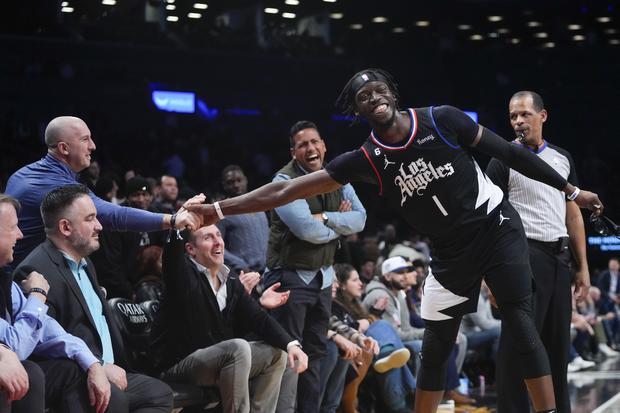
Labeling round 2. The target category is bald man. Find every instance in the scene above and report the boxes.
[6,116,200,268]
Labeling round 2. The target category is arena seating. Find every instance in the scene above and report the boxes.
[107,297,220,410]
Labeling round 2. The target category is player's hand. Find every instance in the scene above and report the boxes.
[0,346,29,401]
[103,363,127,391]
[259,282,290,309]
[174,209,202,230]
[575,190,603,215]
[185,204,220,226]
[87,362,111,413]
[182,193,207,209]
[239,271,261,295]
[573,268,591,303]
[287,346,308,374]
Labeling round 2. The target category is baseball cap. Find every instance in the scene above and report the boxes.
[125,176,152,196]
[381,256,410,276]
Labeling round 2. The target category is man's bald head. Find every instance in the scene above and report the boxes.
[44,116,87,148]
[44,116,96,173]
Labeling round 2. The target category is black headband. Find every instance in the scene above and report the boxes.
[349,71,389,96]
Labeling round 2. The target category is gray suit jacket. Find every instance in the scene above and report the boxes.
[14,239,129,368]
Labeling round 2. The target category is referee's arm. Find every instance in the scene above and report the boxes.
[566,200,590,302]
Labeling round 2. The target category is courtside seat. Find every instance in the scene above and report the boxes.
[107,298,220,410]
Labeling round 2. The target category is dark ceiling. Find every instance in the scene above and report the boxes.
[2,0,619,53]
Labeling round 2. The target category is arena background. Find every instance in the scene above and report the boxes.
[1,0,619,268]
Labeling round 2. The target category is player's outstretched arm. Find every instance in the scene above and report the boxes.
[472,125,603,214]
[186,170,342,225]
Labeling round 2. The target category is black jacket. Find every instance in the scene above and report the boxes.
[14,239,130,368]
[150,232,292,372]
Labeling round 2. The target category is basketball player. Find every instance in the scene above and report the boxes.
[187,69,603,413]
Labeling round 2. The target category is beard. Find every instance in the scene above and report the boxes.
[381,276,405,291]
[68,231,100,257]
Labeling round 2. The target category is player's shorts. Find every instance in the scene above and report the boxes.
[421,200,533,321]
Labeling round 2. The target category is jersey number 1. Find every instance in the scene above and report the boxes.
[432,195,449,216]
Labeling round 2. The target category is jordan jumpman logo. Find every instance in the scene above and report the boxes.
[383,154,396,169]
[499,210,510,226]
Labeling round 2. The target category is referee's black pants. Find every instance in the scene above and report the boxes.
[496,240,572,413]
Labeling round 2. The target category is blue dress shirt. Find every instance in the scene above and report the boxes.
[62,254,115,364]
[272,170,366,289]
[0,282,99,370]
[5,154,165,268]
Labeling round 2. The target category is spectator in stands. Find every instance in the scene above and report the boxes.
[263,120,366,413]
[14,185,174,413]
[217,165,269,274]
[94,175,120,204]
[359,257,376,285]
[80,159,100,192]
[460,281,501,361]
[5,116,200,269]
[363,257,425,345]
[0,343,34,413]
[333,263,415,413]
[150,175,178,215]
[319,278,378,413]
[590,286,620,351]
[91,176,164,300]
[1,193,112,413]
[150,221,308,413]
[364,257,473,406]
[576,287,620,358]
[597,257,620,310]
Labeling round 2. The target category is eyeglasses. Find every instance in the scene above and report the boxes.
[590,214,620,238]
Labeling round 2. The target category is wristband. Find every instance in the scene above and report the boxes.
[169,213,177,229]
[567,187,580,201]
[29,287,48,298]
[213,201,225,220]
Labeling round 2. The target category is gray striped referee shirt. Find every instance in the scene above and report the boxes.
[486,140,578,242]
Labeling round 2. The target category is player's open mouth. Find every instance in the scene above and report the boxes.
[373,104,388,115]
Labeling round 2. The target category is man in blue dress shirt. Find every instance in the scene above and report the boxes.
[261,121,367,413]
[5,116,200,269]
[0,193,112,413]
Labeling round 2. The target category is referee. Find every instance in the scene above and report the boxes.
[487,91,590,413]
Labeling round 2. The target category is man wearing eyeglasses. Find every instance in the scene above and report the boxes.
[486,91,590,413]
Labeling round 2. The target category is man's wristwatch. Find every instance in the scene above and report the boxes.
[321,212,329,225]
[28,287,48,298]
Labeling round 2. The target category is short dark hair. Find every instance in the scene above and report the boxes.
[336,68,400,119]
[0,194,21,213]
[289,120,319,148]
[510,91,545,112]
[40,184,90,235]
[158,174,176,185]
[221,164,244,182]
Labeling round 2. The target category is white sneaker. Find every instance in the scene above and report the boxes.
[576,356,596,370]
[599,343,620,357]
[567,359,581,372]
[373,348,410,373]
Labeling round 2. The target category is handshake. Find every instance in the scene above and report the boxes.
[168,194,227,231]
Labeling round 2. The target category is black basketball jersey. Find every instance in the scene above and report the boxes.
[326,106,504,251]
